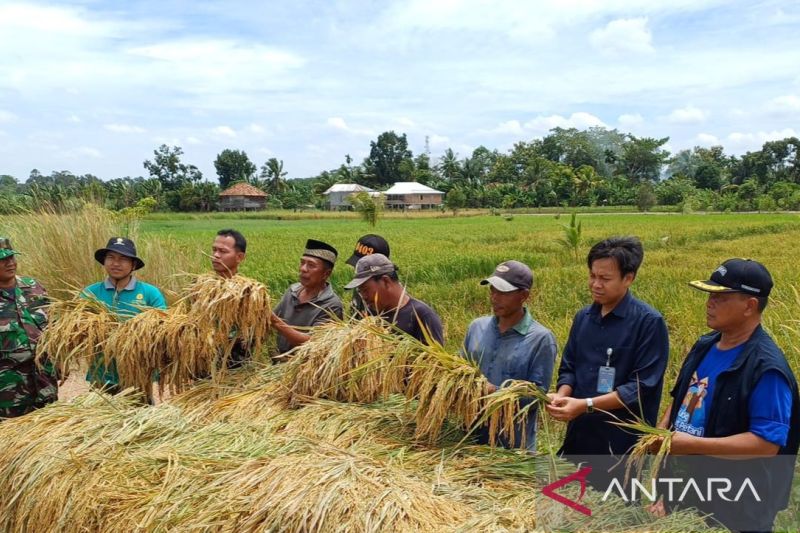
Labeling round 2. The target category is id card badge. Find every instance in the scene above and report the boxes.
[597,366,616,394]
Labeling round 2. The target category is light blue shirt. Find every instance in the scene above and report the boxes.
[463,308,557,451]
[82,276,167,385]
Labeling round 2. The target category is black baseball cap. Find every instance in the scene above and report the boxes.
[94,237,145,270]
[689,258,773,297]
[480,260,533,292]
[346,234,390,267]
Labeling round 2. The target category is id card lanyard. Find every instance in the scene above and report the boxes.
[597,347,616,394]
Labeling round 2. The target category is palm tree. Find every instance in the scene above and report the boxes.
[261,158,288,195]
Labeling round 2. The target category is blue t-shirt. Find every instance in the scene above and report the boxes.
[674,343,792,446]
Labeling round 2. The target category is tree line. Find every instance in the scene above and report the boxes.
[2,128,799,214]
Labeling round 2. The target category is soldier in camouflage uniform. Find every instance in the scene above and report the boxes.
[0,238,58,418]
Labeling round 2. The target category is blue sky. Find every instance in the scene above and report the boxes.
[1,0,799,182]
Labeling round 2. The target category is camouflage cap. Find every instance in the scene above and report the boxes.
[0,238,20,260]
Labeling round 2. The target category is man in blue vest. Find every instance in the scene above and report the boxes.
[82,237,166,392]
[651,258,799,531]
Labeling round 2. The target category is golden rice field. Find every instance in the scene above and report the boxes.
[2,207,799,531]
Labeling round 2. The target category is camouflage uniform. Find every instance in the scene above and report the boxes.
[0,275,58,418]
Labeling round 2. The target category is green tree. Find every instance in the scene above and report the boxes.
[636,182,657,212]
[363,131,413,187]
[349,191,384,227]
[214,149,257,189]
[617,135,670,183]
[444,187,466,215]
[260,158,288,195]
[143,145,202,191]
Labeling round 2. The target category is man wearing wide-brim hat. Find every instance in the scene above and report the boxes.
[271,239,344,355]
[81,237,167,392]
[0,237,58,418]
[650,258,799,531]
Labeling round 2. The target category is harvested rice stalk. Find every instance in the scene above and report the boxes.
[104,308,170,402]
[610,417,674,483]
[181,274,272,361]
[286,316,417,404]
[36,296,117,375]
[158,310,219,393]
[474,379,552,449]
[405,343,491,444]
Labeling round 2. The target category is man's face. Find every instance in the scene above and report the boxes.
[706,292,755,332]
[490,286,528,319]
[0,255,17,285]
[212,235,244,276]
[357,277,386,311]
[104,251,135,281]
[299,256,330,288]
[589,257,634,306]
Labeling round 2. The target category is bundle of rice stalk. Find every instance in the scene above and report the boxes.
[473,379,552,449]
[181,273,272,361]
[158,310,221,394]
[405,343,491,444]
[104,308,170,402]
[35,296,117,375]
[188,441,478,533]
[610,416,674,483]
[286,316,417,404]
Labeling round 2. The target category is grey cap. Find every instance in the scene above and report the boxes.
[344,253,396,289]
[480,260,533,292]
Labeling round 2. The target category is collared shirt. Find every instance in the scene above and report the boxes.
[556,290,669,456]
[463,308,557,451]
[82,276,167,385]
[273,282,343,353]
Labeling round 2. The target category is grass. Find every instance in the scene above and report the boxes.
[2,208,800,531]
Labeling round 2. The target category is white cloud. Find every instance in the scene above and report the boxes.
[618,113,644,128]
[395,117,415,128]
[104,123,146,134]
[325,117,373,136]
[428,134,450,146]
[524,112,607,132]
[213,126,237,138]
[695,133,720,145]
[0,110,17,123]
[727,128,799,150]
[186,136,202,145]
[590,18,654,56]
[71,146,102,158]
[486,120,526,136]
[67,114,81,123]
[667,105,709,123]
[767,94,800,112]
[247,123,266,134]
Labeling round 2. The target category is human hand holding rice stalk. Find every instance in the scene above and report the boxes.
[608,412,674,484]
[36,295,118,378]
[473,379,552,449]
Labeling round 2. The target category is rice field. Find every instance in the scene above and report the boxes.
[2,208,799,531]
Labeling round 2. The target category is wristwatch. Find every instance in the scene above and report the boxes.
[586,397,594,413]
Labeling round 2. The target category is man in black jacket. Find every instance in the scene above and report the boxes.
[652,258,799,532]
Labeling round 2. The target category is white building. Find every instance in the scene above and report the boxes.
[384,182,444,210]
[322,184,376,210]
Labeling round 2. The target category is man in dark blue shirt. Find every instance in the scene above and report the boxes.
[546,236,669,459]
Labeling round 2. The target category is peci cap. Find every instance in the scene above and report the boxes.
[303,239,338,267]
[480,260,533,292]
[344,253,396,289]
[689,258,773,297]
[94,237,145,270]
[345,234,390,267]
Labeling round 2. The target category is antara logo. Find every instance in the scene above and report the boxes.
[602,477,761,503]
[541,466,592,516]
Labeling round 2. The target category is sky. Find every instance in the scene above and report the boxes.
[1,0,799,182]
